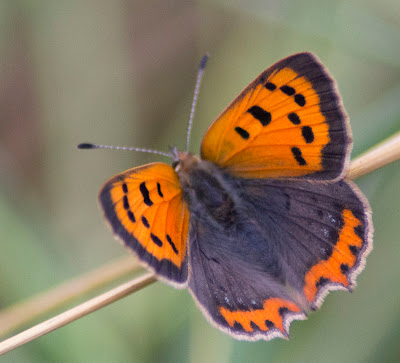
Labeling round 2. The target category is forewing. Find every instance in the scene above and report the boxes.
[201,52,350,180]
[99,162,190,286]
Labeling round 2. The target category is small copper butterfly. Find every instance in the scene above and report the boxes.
[83,53,373,341]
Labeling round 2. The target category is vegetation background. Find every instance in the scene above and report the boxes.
[1,0,399,362]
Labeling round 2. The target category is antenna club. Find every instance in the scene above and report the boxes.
[77,143,96,149]
[199,54,209,70]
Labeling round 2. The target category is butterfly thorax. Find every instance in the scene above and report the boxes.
[174,152,238,229]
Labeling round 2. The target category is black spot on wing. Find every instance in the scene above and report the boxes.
[288,112,301,125]
[265,319,274,329]
[250,321,261,332]
[265,82,276,91]
[140,182,153,206]
[235,127,250,140]
[302,126,314,143]
[291,147,307,165]
[279,307,289,316]
[247,106,271,126]
[127,210,136,223]
[123,195,129,210]
[157,182,164,198]
[166,234,178,254]
[316,276,330,288]
[340,263,349,274]
[294,94,306,106]
[280,85,295,96]
[349,245,359,256]
[150,233,163,247]
[142,216,150,228]
[354,224,364,240]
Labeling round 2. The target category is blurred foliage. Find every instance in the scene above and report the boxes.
[1,0,400,362]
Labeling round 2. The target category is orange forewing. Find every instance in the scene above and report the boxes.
[99,163,190,283]
[201,53,348,180]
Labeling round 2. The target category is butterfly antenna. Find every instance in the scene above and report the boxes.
[186,54,209,153]
[77,143,171,158]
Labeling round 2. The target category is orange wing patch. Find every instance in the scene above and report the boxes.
[99,163,190,284]
[303,208,364,305]
[201,52,349,180]
[219,298,302,335]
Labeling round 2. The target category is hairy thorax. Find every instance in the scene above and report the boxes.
[174,152,238,229]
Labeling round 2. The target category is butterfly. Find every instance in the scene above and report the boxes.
[96,53,373,341]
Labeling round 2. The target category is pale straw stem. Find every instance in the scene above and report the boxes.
[0,273,156,355]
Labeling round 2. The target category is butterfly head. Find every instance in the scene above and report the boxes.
[171,150,200,174]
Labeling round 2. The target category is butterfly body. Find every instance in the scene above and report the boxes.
[175,153,239,230]
[99,53,373,341]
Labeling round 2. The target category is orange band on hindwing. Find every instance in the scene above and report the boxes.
[303,208,364,304]
[219,298,301,334]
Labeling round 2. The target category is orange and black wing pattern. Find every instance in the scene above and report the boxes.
[94,52,372,342]
[201,52,350,180]
[99,163,190,286]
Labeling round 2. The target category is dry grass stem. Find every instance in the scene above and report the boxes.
[0,272,156,356]
[347,131,400,179]
[0,256,141,337]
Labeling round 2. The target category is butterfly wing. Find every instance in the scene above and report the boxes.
[188,177,372,340]
[201,52,350,180]
[99,162,190,286]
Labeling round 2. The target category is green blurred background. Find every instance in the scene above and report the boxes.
[1,0,400,362]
